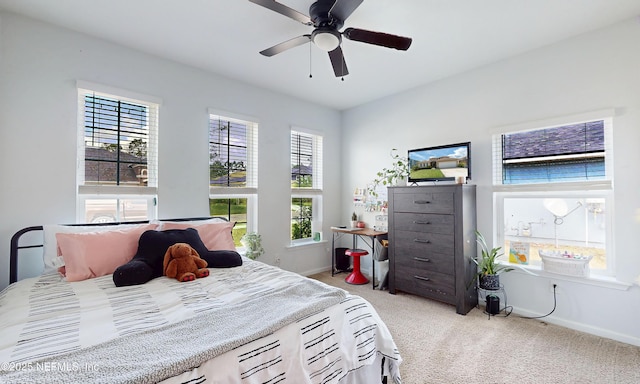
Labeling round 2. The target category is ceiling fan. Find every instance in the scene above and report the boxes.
[249,0,413,77]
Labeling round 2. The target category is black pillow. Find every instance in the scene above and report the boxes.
[113,228,242,287]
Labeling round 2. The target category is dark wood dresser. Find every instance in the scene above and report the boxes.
[388,184,477,315]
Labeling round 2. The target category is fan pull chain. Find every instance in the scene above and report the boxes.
[341,47,345,81]
[309,43,313,78]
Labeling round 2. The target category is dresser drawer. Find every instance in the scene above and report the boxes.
[393,251,455,275]
[392,192,454,214]
[393,230,454,256]
[393,212,453,234]
[394,264,455,302]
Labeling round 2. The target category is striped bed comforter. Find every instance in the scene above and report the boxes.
[0,258,402,384]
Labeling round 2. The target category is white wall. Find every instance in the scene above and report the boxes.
[0,12,342,289]
[3,8,640,348]
[342,18,640,346]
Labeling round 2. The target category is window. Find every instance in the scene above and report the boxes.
[498,120,606,184]
[208,112,258,246]
[291,130,323,242]
[492,110,613,276]
[77,82,159,223]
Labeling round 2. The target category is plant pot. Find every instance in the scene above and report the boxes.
[350,221,358,228]
[479,274,500,290]
[395,177,407,187]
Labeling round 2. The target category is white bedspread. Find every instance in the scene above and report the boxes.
[0,258,402,383]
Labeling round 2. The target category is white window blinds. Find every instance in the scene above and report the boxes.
[493,113,613,186]
[209,113,258,194]
[291,130,323,190]
[77,83,159,194]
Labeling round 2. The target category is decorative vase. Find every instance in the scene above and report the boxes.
[479,274,500,290]
[395,177,407,187]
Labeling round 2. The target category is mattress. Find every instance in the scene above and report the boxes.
[0,258,402,383]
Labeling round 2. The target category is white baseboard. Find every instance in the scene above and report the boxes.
[300,266,332,277]
[511,305,640,347]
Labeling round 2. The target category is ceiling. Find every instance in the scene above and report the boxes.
[1,0,640,110]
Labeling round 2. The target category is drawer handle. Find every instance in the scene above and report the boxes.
[413,257,431,262]
[414,276,430,281]
[414,200,431,204]
[413,220,431,225]
[413,239,431,244]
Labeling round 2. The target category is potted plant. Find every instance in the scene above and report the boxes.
[351,212,358,228]
[473,230,513,290]
[367,149,409,197]
[241,232,264,260]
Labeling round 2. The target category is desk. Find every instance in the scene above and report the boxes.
[330,227,387,289]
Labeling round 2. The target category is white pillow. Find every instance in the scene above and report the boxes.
[42,223,154,271]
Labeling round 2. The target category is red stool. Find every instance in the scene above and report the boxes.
[345,248,369,285]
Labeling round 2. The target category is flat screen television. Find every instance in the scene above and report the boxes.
[408,142,471,183]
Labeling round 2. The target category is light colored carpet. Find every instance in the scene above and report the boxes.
[310,271,640,384]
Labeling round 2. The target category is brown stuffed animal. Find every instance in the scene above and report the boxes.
[163,243,209,282]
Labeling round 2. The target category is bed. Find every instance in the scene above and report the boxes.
[0,217,402,384]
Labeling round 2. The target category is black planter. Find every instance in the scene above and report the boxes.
[479,274,500,290]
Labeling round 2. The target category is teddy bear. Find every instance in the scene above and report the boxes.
[163,242,210,282]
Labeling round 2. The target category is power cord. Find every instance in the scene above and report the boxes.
[519,284,557,319]
[487,304,513,318]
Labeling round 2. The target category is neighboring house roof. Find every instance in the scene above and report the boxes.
[503,121,604,159]
[291,164,312,180]
[85,147,146,184]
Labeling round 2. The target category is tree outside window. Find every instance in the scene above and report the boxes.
[291,130,323,241]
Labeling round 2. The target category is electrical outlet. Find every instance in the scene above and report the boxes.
[549,281,560,295]
[274,257,281,267]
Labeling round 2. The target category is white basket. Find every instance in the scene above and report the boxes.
[539,250,592,277]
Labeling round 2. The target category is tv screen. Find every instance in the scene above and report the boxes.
[408,142,471,182]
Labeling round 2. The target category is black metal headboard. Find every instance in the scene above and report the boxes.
[9,217,226,284]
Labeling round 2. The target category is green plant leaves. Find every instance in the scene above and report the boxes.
[368,149,409,197]
[474,230,513,276]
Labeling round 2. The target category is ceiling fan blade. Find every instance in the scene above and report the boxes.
[249,0,312,25]
[328,46,349,77]
[343,27,412,50]
[260,35,311,56]
[329,0,363,22]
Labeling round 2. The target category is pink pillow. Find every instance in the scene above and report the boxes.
[56,223,158,282]
[161,221,236,250]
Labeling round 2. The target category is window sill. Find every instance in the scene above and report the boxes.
[508,264,631,291]
[286,239,327,249]
[79,185,158,195]
[493,180,612,193]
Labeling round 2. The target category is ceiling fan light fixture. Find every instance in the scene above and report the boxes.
[312,29,341,51]
[250,0,413,76]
